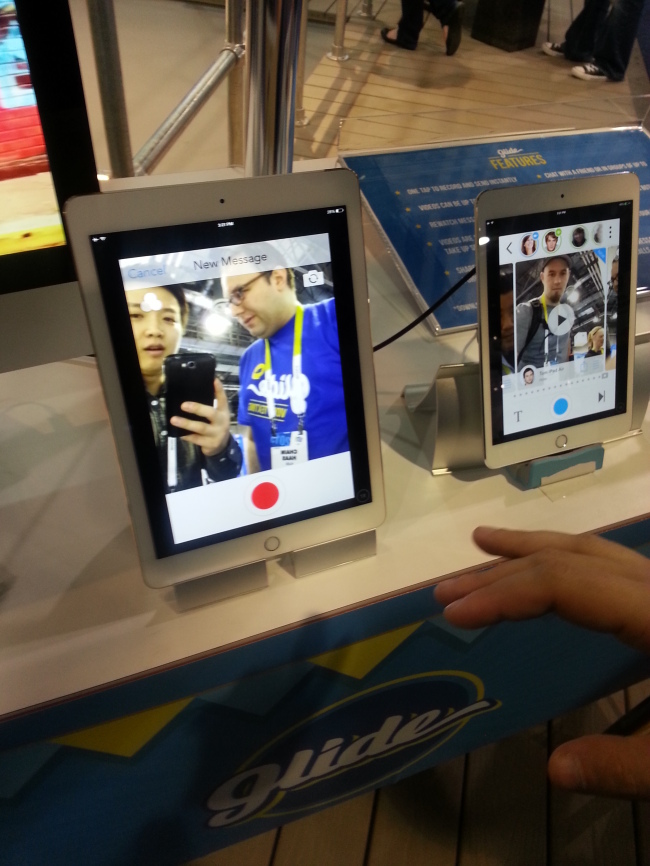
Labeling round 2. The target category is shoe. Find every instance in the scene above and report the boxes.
[542,41,566,58]
[572,62,608,81]
[442,1,464,56]
[380,27,417,50]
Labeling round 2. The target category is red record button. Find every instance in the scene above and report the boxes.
[251,481,280,510]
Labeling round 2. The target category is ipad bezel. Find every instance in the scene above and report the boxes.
[65,169,385,588]
[475,173,639,470]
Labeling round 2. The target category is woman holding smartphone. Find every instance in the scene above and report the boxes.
[127,284,242,491]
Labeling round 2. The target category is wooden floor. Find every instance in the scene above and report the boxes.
[70,0,649,175]
[158,0,650,165]
[293,0,650,161]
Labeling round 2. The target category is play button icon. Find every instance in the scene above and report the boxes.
[547,303,575,336]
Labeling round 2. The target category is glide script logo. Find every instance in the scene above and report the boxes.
[489,148,546,170]
[207,671,500,827]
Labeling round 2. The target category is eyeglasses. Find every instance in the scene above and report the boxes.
[224,273,266,308]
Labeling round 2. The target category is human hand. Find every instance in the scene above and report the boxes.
[434,526,650,798]
[169,377,231,457]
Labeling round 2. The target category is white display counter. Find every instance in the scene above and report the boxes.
[1,215,649,722]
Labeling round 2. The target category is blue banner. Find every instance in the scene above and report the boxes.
[1,518,649,865]
[343,129,650,331]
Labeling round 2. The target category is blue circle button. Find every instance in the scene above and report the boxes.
[553,398,569,416]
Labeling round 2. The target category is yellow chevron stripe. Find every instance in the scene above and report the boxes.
[310,623,422,679]
[52,699,192,758]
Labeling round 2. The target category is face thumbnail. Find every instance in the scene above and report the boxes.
[572,227,586,248]
[545,232,558,252]
[127,286,183,384]
[522,235,536,255]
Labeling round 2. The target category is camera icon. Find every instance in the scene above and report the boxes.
[303,269,325,287]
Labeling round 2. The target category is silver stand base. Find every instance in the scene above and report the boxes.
[171,531,378,608]
[288,529,377,578]
[172,559,268,611]
[403,363,484,474]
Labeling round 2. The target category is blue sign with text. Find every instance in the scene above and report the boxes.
[343,128,650,331]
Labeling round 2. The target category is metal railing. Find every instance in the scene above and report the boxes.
[133,44,243,176]
[295,0,310,127]
[245,0,303,176]
[87,0,133,177]
[226,0,245,167]
[87,0,350,178]
[327,0,349,61]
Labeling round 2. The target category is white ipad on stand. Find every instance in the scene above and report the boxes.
[65,169,385,599]
[475,173,639,470]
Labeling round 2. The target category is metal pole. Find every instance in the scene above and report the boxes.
[226,0,245,167]
[245,0,303,176]
[86,0,134,177]
[295,0,309,127]
[133,48,241,176]
[327,0,349,62]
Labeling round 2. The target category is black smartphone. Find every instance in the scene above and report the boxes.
[164,353,216,437]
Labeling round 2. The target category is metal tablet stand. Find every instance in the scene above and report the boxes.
[403,335,650,481]
[288,529,377,577]
[403,363,607,483]
[173,560,269,611]
[403,363,484,474]
[172,530,377,610]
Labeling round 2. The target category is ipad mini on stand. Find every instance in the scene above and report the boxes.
[65,169,385,604]
[475,173,639,477]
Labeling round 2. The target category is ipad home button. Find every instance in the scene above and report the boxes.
[264,536,281,552]
[555,434,568,449]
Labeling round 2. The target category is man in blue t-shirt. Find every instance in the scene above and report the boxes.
[221,267,349,473]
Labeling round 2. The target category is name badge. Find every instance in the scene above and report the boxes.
[270,430,309,469]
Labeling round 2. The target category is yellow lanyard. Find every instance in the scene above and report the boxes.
[263,305,305,433]
[264,304,303,372]
[540,294,549,322]
[539,294,560,364]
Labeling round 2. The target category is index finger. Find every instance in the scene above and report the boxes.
[213,376,226,402]
[435,547,650,652]
[473,526,650,575]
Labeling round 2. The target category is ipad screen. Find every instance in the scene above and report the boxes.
[483,197,634,448]
[89,205,373,558]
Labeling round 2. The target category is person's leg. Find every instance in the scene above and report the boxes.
[427,0,456,20]
[564,0,611,60]
[591,0,646,80]
[382,0,422,49]
[427,0,465,55]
